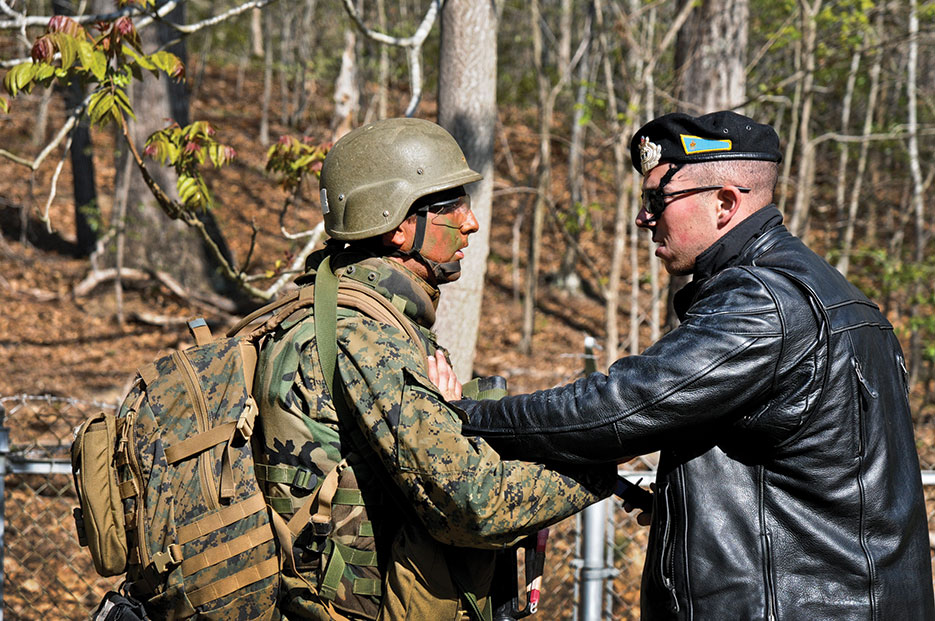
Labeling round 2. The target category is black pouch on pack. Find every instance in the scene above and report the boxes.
[92,590,150,621]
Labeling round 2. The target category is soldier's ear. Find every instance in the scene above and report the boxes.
[382,222,411,251]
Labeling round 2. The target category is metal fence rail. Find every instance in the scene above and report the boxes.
[1,394,933,620]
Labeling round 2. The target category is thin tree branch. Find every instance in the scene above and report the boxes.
[0,98,84,170]
[169,0,277,34]
[339,0,442,117]
[1,0,270,67]
[40,131,72,231]
[0,0,173,30]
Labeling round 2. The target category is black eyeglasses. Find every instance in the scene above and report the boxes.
[641,185,751,218]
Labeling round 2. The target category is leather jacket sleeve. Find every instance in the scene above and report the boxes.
[461,268,794,464]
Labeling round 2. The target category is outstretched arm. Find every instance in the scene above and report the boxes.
[337,316,616,548]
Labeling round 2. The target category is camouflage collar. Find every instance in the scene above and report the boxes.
[336,256,440,329]
[299,250,440,329]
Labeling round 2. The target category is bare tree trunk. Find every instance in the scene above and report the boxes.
[251,7,264,58]
[907,0,925,385]
[332,27,359,141]
[788,0,821,238]
[520,0,550,355]
[832,49,860,258]
[279,4,292,127]
[674,0,748,113]
[559,0,573,71]
[433,0,498,379]
[557,4,595,294]
[596,0,627,364]
[114,3,233,299]
[376,0,389,118]
[837,9,883,277]
[260,7,273,146]
[53,0,102,257]
[777,29,803,215]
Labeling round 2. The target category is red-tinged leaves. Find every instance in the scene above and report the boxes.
[31,37,55,63]
[144,120,236,209]
[113,17,141,51]
[48,15,84,38]
[266,136,330,191]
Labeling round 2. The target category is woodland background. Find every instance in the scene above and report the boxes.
[1,0,935,618]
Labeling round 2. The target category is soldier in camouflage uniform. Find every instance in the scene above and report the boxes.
[254,118,615,621]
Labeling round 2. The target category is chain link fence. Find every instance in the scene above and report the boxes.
[0,394,933,620]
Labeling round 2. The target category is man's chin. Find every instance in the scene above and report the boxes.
[662,262,691,277]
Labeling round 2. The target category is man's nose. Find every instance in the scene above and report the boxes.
[462,208,480,234]
[635,206,655,229]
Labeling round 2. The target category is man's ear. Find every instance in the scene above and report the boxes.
[382,224,410,251]
[715,186,744,228]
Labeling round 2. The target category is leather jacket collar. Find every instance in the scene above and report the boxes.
[674,205,784,318]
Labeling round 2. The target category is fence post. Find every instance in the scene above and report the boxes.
[0,402,9,621]
[578,337,611,621]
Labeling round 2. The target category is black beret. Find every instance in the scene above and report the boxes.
[629,111,782,175]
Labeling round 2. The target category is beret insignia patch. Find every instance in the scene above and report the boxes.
[680,134,732,155]
[639,136,662,175]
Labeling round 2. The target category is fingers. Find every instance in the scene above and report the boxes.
[427,351,439,386]
[427,350,462,401]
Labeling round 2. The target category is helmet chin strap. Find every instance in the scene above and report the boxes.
[402,207,461,284]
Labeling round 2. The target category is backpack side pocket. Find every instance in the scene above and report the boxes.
[72,410,128,576]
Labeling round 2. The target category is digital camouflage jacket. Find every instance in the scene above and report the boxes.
[255,252,615,620]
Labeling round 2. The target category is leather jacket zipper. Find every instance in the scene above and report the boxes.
[852,357,877,457]
[758,465,777,621]
[896,352,910,395]
[174,351,221,512]
[660,483,680,613]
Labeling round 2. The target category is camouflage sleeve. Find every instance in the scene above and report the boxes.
[336,316,616,549]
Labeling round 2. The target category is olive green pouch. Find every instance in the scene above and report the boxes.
[72,410,128,576]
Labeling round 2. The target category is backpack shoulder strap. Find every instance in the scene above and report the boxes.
[313,255,429,396]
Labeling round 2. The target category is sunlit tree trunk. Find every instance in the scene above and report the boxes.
[837,9,883,277]
[520,0,550,355]
[907,0,925,385]
[788,0,821,238]
[433,0,498,379]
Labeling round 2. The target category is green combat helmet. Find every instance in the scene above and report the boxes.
[319,117,482,241]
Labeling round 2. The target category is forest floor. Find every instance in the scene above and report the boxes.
[0,62,622,405]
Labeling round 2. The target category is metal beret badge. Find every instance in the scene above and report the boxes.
[639,136,662,175]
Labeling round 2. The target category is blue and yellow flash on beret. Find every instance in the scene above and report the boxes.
[630,111,782,176]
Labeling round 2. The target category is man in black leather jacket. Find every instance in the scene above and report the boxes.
[454,112,935,619]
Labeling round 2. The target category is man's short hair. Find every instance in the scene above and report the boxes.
[682,159,780,198]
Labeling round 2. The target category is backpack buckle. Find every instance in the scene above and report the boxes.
[311,516,332,537]
[236,398,257,440]
[152,544,182,575]
[292,468,318,492]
